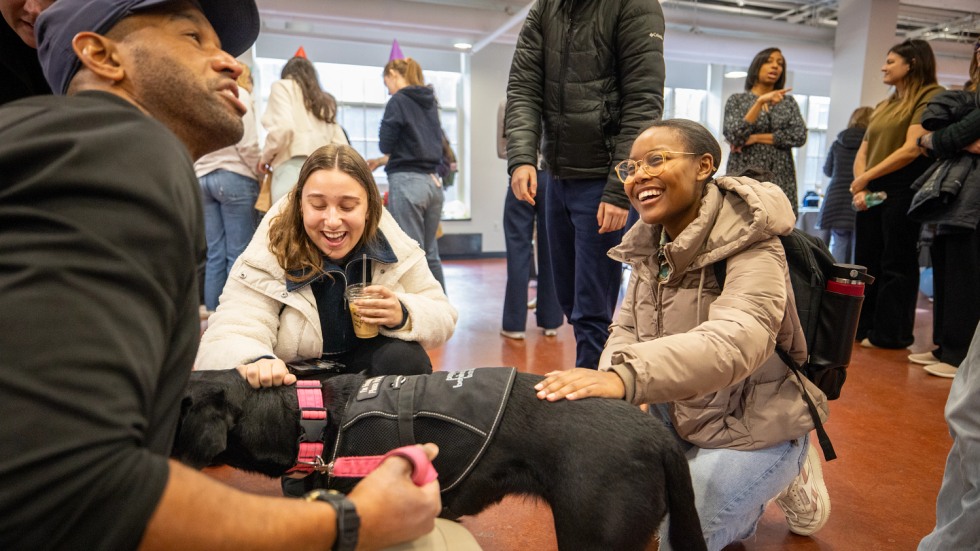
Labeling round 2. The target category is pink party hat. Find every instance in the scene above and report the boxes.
[389,39,405,61]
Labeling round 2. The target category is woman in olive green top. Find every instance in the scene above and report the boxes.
[849,39,943,349]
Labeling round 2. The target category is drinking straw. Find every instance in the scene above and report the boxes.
[362,253,367,288]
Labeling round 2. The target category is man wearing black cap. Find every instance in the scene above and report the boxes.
[0,1,464,550]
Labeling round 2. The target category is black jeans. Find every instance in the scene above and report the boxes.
[931,228,980,366]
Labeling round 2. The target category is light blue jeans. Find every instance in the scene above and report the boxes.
[386,171,445,290]
[918,324,980,550]
[199,170,258,311]
[652,404,807,551]
[829,229,853,264]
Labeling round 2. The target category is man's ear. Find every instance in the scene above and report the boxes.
[71,32,125,85]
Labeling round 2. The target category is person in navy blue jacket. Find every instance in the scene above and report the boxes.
[368,57,446,291]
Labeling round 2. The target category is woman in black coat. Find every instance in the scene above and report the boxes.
[909,42,980,378]
[817,107,872,262]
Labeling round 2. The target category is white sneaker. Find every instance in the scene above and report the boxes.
[908,351,940,365]
[924,362,957,378]
[542,328,558,337]
[500,330,525,340]
[775,443,831,536]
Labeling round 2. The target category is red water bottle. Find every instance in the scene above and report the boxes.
[812,264,876,400]
[826,264,874,296]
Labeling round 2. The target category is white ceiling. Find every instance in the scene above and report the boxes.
[254,0,978,71]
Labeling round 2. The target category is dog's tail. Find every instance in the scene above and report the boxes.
[663,449,708,551]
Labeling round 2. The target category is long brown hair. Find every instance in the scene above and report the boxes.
[268,145,384,281]
[968,39,979,92]
[872,39,938,122]
[847,106,873,129]
[281,56,337,124]
[384,57,425,87]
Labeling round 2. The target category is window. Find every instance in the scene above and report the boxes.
[254,58,465,219]
[663,87,708,124]
[794,94,831,197]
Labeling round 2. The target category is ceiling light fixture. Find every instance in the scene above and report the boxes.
[724,70,748,79]
[454,42,473,50]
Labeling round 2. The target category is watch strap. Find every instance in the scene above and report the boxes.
[305,490,359,551]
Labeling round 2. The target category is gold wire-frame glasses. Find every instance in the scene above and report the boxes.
[615,151,698,184]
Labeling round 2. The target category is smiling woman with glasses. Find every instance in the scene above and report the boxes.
[534,119,833,550]
[615,150,699,183]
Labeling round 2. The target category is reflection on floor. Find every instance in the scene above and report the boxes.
[205,258,953,551]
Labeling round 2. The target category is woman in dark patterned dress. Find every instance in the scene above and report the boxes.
[724,47,807,215]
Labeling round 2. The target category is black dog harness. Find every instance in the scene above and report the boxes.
[327,367,517,492]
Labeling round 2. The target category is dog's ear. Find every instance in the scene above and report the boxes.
[172,383,241,469]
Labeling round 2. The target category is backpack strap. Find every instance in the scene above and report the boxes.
[713,258,836,461]
[776,348,837,461]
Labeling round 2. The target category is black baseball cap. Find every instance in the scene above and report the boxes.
[36,0,260,95]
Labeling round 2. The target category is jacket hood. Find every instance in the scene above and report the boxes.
[835,127,866,150]
[398,85,437,109]
[610,176,795,280]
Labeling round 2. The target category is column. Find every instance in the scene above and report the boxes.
[827,0,900,138]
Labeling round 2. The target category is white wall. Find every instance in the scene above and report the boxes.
[447,42,515,253]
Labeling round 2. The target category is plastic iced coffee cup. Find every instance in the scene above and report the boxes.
[345,283,380,338]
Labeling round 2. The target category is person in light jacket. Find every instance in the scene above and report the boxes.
[197,144,456,387]
[260,56,349,205]
[534,120,831,550]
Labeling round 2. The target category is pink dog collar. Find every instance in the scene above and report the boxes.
[285,380,328,477]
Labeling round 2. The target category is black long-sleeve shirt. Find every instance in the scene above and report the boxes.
[0,91,205,550]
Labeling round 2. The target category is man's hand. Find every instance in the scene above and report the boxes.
[597,202,628,234]
[236,357,296,388]
[534,368,626,401]
[257,162,271,175]
[510,164,538,205]
[350,444,442,550]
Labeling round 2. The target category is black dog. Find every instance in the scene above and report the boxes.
[174,368,707,551]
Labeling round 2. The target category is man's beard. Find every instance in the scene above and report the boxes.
[130,46,244,158]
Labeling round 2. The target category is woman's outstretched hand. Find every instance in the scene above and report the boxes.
[534,368,626,402]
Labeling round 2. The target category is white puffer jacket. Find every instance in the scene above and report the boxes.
[260,78,348,169]
[196,201,456,371]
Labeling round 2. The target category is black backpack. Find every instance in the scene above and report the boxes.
[713,229,871,461]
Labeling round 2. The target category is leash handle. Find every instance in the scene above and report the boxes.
[332,445,438,486]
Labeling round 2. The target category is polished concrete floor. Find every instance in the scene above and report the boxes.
[206,258,954,551]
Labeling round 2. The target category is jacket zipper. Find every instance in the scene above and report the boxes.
[555,10,574,168]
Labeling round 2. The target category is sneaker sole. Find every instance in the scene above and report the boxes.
[788,445,832,536]
[908,354,940,366]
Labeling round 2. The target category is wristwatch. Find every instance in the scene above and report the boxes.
[304,489,360,551]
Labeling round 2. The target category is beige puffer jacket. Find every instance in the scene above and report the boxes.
[196,201,457,371]
[602,176,829,450]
